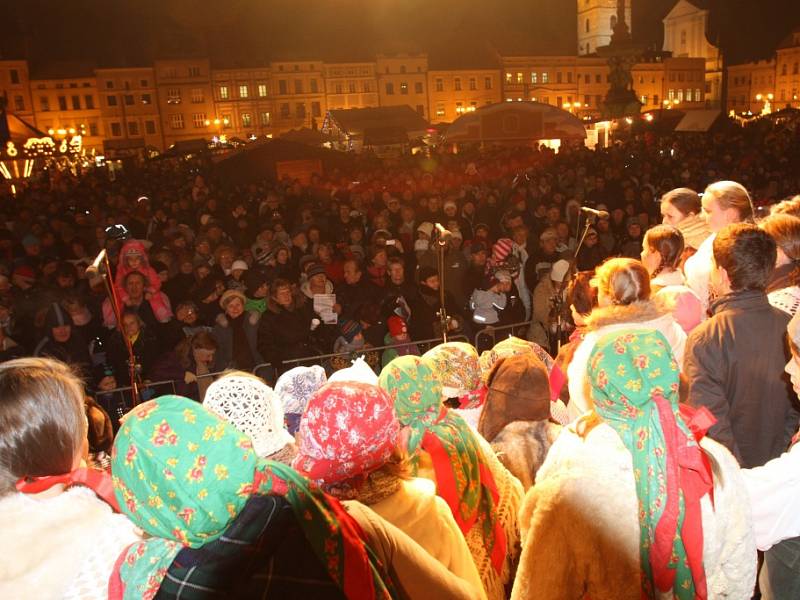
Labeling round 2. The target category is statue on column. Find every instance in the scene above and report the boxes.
[596,0,643,119]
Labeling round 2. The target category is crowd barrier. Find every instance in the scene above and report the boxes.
[473,320,531,352]
[93,334,469,418]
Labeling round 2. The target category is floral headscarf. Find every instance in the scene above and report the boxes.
[294,381,400,486]
[274,365,327,434]
[423,342,486,408]
[110,395,395,600]
[587,331,713,600]
[378,356,506,574]
[478,336,554,383]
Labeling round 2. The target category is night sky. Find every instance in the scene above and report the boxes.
[1,0,799,68]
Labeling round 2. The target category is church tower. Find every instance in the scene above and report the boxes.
[577,0,632,55]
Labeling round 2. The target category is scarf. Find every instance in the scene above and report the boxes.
[109,395,395,600]
[378,356,506,574]
[587,330,713,599]
[423,342,487,408]
[229,313,255,371]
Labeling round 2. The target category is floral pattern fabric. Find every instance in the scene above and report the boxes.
[293,381,400,484]
[587,330,709,600]
[423,342,487,408]
[378,356,507,574]
[110,395,395,600]
[478,336,554,383]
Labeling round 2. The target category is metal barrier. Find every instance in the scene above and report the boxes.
[92,336,470,419]
[279,334,470,373]
[473,320,531,352]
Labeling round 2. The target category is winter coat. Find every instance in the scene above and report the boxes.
[469,288,506,325]
[365,478,486,600]
[684,290,799,468]
[212,311,263,372]
[511,421,757,600]
[0,487,141,600]
[257,294,317,372]
[113,240,172,322]
[684,232,715,313]
[566,300,687,421]
[334,278,381,321]
[489,421,562,491]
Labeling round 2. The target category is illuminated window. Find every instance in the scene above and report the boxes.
[677,89,684,102]
[516,72,523,83]
[188,66,201,77]
[239,85,249,98]
[686,89,693,102]
[542,72,549,84]
[400,82,408,95]
[695,88,701,101]
[169,114,184,129]
[140,94,151,105]
[242,113,252,127]
[167,88,180,103]
[258,83,268,97]
[531,72,538,84]
[192,113,206,128]
[436,104,445,118]
[191,88,204,103]
[505,72,513,83]
[219,86,229,100]
[260,111,271,126]
[668,88,675,100]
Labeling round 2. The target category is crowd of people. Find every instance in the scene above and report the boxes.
[2,118,800,598]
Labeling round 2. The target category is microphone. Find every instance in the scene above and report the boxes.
[434,223,453,244]
[85,249,107,278]
[580,206,610,219]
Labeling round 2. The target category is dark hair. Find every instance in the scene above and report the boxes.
[177,331,218,369]
[566,271,597,316]
[661,188,701,217]
[713,223,776,291]
[760,214,800,286]
[0,358,86,496]
[644,225,685,277]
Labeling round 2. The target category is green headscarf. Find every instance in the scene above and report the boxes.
[110,395,395,600]
[587,330,709,599]
[378,355,506,574]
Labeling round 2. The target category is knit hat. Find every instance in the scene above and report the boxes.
[306,262,327,280]
[339,319,363,343]
[387,315,407,338]
[492,238,514,263]
[45,302,73,330]
[417,265,438,284]
[275,364,327,419]
[550,259,571,283]
[478,353,551,441]
[293,381,400,485]
[478,336,555,383]
[327,356,379,386]
[219,289,246,310]
[417,222,434,237]
[203,374,295,458]
[423,342,486,408]
[231,259,249,272]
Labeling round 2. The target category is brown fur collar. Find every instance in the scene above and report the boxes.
[584,299,668,331]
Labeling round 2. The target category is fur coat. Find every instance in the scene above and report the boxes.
[511,421,757,600]
[490,421,562,491]
[566,300,687,421]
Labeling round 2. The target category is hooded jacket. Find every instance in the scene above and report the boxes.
[566,300,686,421]
[34,303,92,377]
[684,290,799,468]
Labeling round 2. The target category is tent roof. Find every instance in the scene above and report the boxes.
[674,109,722,132]
[327,106,429,137]
[444,101,586,143]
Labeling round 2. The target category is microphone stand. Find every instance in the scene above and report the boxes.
[91,248,141,407]
[551,214,595,355]
[434,228,449,343]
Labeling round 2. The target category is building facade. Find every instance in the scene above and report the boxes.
[577,0,631,56]
[0,60,34,123]
[727,60,776,113]
[323,62,379,111]
[154,58,215,147]
[427,68,501,123]
[662,0,723,107]
[212,65,274,139]
[775,27,800,108]
[95,67,162,154]
[269,60,327,131]
[376,54,429,119]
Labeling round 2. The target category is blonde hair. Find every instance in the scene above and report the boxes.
[703,181,754,222]
[592,258,651,305]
